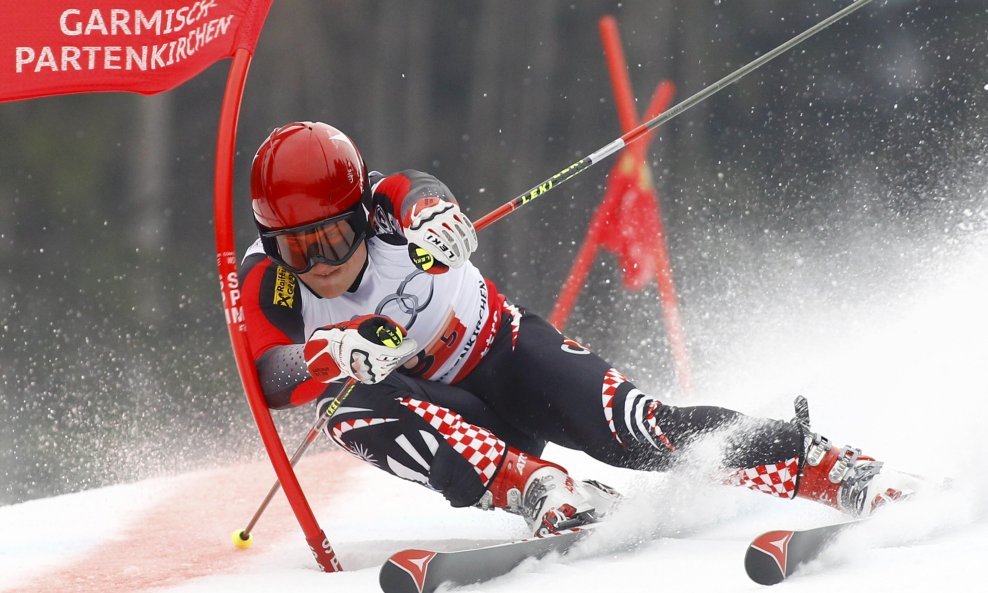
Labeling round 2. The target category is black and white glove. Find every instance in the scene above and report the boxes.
[404,198,478,273]
[304,315,418,385]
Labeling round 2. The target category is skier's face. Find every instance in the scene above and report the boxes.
[298,241,367,298]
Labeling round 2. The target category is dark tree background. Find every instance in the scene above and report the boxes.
[2,0,986,504]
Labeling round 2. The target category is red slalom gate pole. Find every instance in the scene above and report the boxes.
[599,16,640,136]
[213,47,342,573]
[547,199,608,329]
[552,16,693,396]
[548,81,675,332]
[473,0,877,232]
[599,16,693,396]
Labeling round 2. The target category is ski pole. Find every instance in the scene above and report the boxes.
[473,0,876,231]
[232,377,358,548]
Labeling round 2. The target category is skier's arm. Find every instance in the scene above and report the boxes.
[255,344,317,409]
[304,314,417,384]
[371,170,478,270]
[239,251,333,409]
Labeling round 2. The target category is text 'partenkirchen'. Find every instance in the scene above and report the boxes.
[13,1,235,74]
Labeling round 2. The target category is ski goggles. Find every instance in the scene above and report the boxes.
[260,206,368,274]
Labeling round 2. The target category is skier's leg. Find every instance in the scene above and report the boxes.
[321,371,612,534]
[463,310,917,516]
[476,445,623,536]
[462,310,803,472]
[318,372,543,508]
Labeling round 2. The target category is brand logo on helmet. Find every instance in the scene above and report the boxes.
[273,266,297,307]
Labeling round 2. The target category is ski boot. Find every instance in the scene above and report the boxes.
[792,396,925,517]
[475,447,621,536]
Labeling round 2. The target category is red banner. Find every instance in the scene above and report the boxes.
[0,0,273,103]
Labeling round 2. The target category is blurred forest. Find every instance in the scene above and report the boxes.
[2,0,987,505]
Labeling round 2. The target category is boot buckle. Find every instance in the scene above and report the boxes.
[805,434,831,467]
[505,487,522,513]
[475,487,522,512]
[828,446,861,483]
[475,491,494,511]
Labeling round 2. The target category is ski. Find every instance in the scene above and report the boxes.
[744,520,863,585]
[379,526,593,593]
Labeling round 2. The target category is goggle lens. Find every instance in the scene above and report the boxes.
[261,210,364,273]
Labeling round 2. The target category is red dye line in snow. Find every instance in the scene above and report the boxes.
[6,451,359,593]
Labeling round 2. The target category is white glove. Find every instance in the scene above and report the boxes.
[304,315,418,385]
[404,198,478,270]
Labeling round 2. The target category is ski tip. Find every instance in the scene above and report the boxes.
[379,548,438,593]
[744,530,794,586]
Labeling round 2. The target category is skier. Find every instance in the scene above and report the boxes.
[240,121,919,536]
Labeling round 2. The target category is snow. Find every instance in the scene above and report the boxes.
[2,222,986,593]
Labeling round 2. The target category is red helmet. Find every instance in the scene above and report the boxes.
[250,121,368,230]
[250,122,370,272]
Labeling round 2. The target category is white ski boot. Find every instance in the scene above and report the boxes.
[476,447,621,536]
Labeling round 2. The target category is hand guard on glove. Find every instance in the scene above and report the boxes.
[404,198,478,272]
[304,315,418,385]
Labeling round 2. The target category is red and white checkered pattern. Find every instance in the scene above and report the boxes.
[642,399,676,451]
[728,457,800,499]
[602,368,630,446]
[330,417,397,443]
[399,397,506,486]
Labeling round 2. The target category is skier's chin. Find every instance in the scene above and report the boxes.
[299,244,366,298]
[305,275,347,298]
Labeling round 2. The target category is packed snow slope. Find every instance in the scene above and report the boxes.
[2,237,986,593]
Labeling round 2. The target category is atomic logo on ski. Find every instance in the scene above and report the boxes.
[387,549,437,593]
[379,528,592,593]
[750,530,794,575]
[744,521,861,585]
